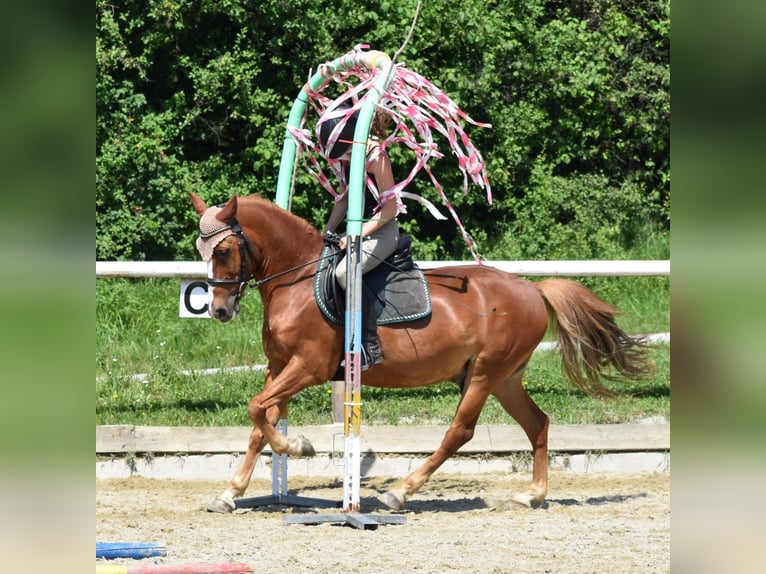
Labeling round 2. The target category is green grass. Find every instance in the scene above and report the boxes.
[97,271,670,427]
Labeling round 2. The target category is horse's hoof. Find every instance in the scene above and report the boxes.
[506,497,532,510]
[206,498,235,513]
[289,435,316,457]
[510,494,532,508]
[511,492,545,509]
[378,490,405,511]
[300,436,316,457]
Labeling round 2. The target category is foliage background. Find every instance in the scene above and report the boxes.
[96,0,669,261]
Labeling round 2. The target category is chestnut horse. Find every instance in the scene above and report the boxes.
[190,192,652,513]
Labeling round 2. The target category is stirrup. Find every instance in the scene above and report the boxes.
[361,344,383,371]
[339,348,383,370]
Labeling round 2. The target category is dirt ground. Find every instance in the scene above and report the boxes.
[96,471,669,574]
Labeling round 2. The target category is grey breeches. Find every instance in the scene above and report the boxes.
[335,220,399,290]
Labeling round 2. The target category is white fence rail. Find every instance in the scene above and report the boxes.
[96,259,670,278]
[96,259,671,378]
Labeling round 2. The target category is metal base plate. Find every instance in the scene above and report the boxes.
[235,494,341,510]
[283,513,406,530]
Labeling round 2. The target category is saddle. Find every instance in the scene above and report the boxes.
[313,235,432,327]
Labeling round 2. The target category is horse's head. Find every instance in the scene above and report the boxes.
[190,192,255,322]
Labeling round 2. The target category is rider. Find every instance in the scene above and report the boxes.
[317,103,403,369]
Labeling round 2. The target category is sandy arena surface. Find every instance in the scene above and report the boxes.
[96,471,669,573]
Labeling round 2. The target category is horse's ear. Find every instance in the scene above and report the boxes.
[216,196,238,223]
[189,191,207,216]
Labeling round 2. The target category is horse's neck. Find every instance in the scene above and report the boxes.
[240,197,320,272]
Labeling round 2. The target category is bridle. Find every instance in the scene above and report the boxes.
[206,219,340,305]
[205,220,257,303]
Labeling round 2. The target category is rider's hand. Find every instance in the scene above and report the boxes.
[322,230,341,248]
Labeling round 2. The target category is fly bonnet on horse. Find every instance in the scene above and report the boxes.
[195,205,234,262]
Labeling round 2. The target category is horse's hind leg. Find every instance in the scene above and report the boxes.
[379,382,492,510]
[491,372,550,507]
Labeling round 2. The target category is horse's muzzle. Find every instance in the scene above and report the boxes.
[210,298,239,322]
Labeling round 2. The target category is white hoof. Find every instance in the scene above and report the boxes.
[379,490,405,510]
[511,491,545,508]
[206,497,235,513]
[287,435,316,457]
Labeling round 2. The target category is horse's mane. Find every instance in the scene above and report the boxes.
[238,193,321,238]
[235,194,322,267]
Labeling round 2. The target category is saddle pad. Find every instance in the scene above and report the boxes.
[313,246,432,326]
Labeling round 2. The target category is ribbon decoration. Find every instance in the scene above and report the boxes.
[287,44,492,262]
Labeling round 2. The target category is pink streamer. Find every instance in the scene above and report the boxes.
[289,45,492,262]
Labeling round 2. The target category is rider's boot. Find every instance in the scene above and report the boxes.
[362,284,383,370]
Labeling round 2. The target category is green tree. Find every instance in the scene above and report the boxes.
[96,0,669,261]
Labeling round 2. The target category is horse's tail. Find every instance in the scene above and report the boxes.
[535,278,654,397]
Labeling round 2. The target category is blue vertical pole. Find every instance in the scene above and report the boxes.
[341,59,393,512]
[275,50,394,512]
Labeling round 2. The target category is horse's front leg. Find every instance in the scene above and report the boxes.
[247,362,318,458]
[206,393,289,513]
[206,423,268,513]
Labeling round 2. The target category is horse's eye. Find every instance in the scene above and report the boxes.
[215,248,230,259]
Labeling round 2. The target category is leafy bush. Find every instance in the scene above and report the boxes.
[508,161,655,260]
[96,0,669,262]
